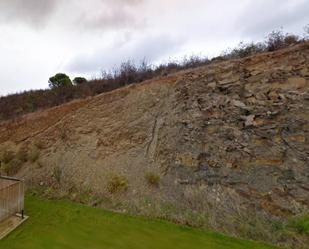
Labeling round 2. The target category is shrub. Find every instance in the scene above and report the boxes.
[106,174,128,194]
[49,73,72,89]
[34,140,45,149]
[1,158,22,175]
[182,55,209,69]
[145,172,160,187]
[60,129,68,141]
[283,34,299,45]
[16,146,28,162]
[289,214,309,235]
[265,30,286,51]
[59,127,68,141]
[73,77,87,85]
[36,160,44,169]
[117,60,139,86]
[28,146,40,162]
[265,30,300,52]
[224,42,266,59]
[0,149,15,164]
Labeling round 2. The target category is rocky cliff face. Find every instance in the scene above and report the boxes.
[0,42,308,247]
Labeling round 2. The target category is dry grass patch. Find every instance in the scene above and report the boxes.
[28,146,40,162]
[1,158,23,175]
[16,146,28,162]
[106,174,128,194]
[145,172,160,187]
[0,149,15,164]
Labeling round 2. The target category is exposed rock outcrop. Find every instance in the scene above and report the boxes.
[0,42,308,247]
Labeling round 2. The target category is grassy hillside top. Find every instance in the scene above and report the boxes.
[0,195,277,249]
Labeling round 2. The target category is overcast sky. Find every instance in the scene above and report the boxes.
[0,0,308,96]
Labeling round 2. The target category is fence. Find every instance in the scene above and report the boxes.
[0,176,24,222]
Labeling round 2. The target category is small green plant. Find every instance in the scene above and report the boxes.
[43,187,55,198]
[52,166,62,183]
[289,214,309,235]
[28,146,40,162]
[269,219,284,232]
[183,210,209,228]
[145,172,160,187]
[106,174,128,194]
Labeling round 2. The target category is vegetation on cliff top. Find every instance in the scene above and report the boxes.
[0,27,308,122]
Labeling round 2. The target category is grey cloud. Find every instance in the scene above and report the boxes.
[0,0,61,28]
[1,0,308,95]
[236,0,309,39]
[75,0,145,31]
[0,0,145,31]
[66,34,183,74]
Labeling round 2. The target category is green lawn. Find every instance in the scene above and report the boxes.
[0,195,278,249]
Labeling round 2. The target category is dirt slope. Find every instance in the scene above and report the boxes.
[0,42,308,247]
